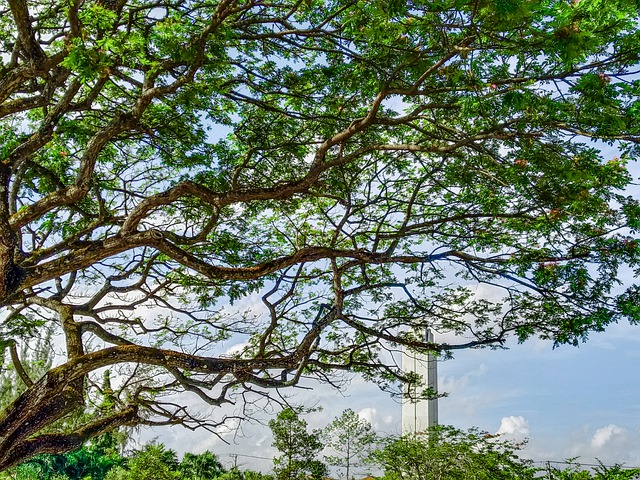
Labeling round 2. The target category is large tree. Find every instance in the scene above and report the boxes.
[0,0,639,470]
[270,408,326,480]
[371,426,538,480]
[323,409,377,480]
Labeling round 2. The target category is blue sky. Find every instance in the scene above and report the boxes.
[437,323,640,466]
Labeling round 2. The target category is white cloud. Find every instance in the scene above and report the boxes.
[496,416,530,439]
[440,363,488,394]
[357,407,378,429]
[591,424,624,449]
[222,342,250,357]
[562,423,640,465]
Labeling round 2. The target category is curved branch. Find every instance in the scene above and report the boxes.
[8,342,33,387]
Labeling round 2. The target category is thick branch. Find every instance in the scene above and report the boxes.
[0,405,139,470]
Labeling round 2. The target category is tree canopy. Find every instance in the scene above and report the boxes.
[371,426,538,479]
[323,408,377,480]
[1,0,640,470]
[269,408,326,480]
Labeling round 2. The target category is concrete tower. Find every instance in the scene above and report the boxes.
[401,328,438,435]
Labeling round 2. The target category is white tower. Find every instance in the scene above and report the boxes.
[401,328,438,435]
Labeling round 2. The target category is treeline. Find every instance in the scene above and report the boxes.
[1,408,638,480]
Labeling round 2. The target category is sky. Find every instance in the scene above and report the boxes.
[137,316,640,473]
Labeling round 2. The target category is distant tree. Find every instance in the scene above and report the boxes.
[0,326,53,411]
[217,469,275,480]
[0,442,123,480]
[103,465,134,480]
[90,370,131,456]
[323,409,378,480]
[371,426,537,480]
[270,408,327,480]
[23,446,123,480]
[304,461,329,480]
[179,451,225,480]
[104,443,181,480]
[243,471,275,480]
[547,461,640,479]
[216,470,245,480]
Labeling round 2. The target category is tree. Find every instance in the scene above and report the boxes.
[546,461,640,480]
[12,444,124,480]
[104,443,181,480]
[1,0,640,470]
[269,408,326,480]
[243,472,275,480]
[371,426,538,480]
[0,325,53,411]
[216,470,246,480]
[179,451,225,480]
[323,409,377,480]
[217,469,275,480]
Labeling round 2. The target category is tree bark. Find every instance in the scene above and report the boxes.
[0,166,20,301]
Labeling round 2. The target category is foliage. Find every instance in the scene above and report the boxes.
[370,425,538,480]
[0,327,53,411]
[102,445,271,480]
[546,461,640,479]
[180,452,226,480]
[28,447,122,480]
[104,443,181,480]
[4,430,639,480]
[323,409,378,480]
[3,442,229,480]
[1,442,124,480]
[217,469,274,480]
[1,0,640,469]
[269,408,327,480]
[242,472,275,480]
[216,471,245,480]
